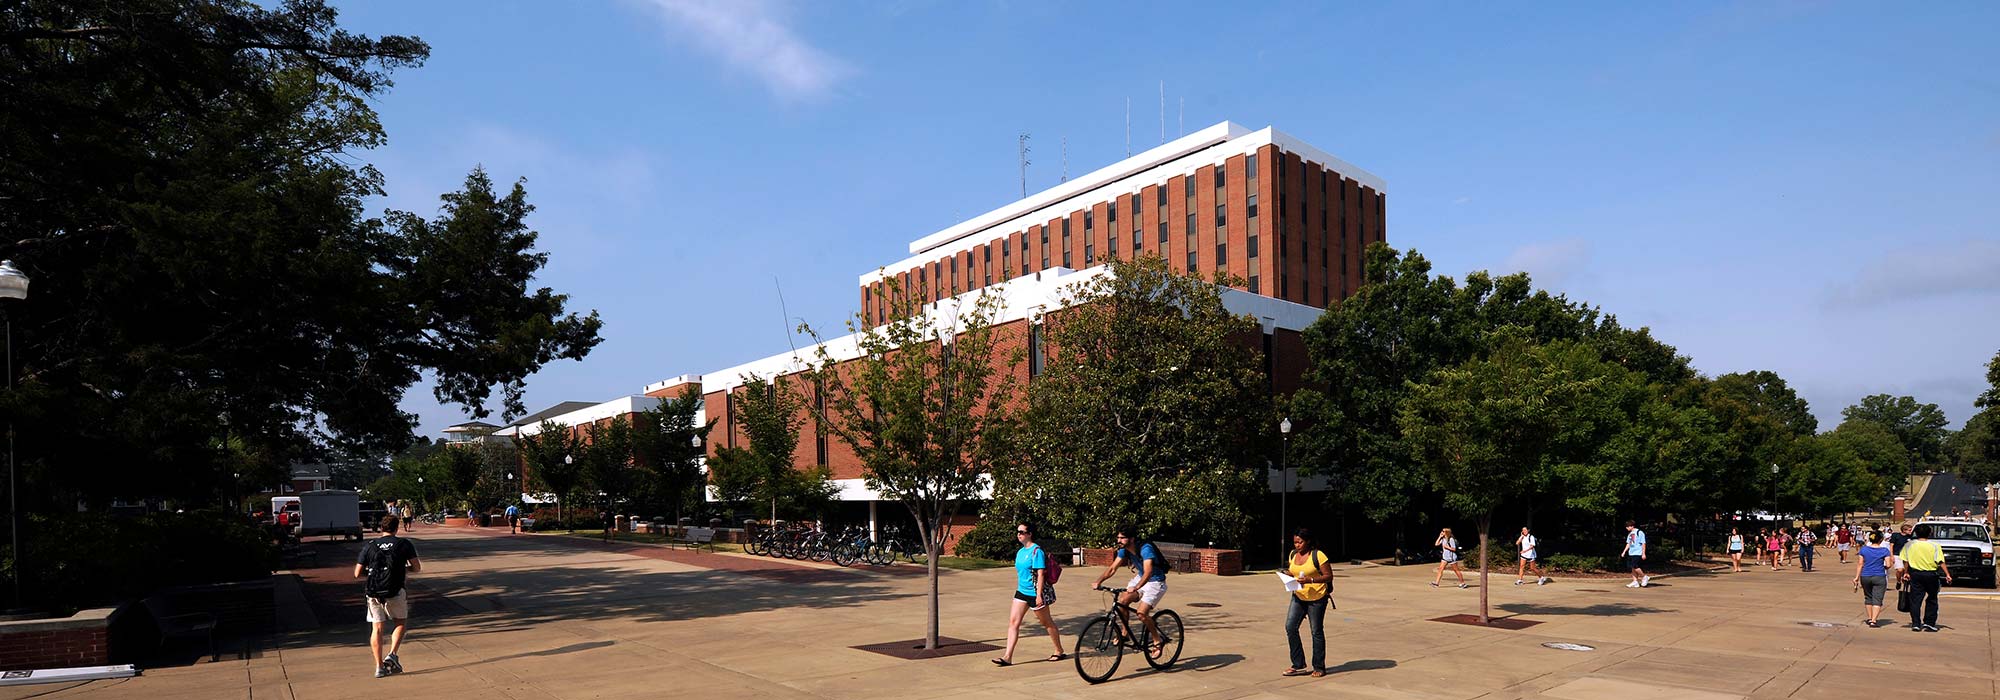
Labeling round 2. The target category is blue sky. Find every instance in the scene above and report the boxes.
[333,1,2000,436]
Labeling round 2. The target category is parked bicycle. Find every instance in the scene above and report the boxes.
[1073,586,1184,684]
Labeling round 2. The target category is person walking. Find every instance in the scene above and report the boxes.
[1796,526,1817,572]
[1852,531,1893,627]
[1889,523,1912,555]
[1622,521,1650,588]
[1779,528,1794,567]
[1764,529,1784,570]
[355,515,422,678]
[1514,526,1549,585]
[1898,524,1953,632]
[1834,523,1853,564]
[994,522,1064,666]
[399,501,414,532]
[1281,528,1334,678]
[1431,528,1467,588]
[1727,527,1745,573]
[504,503,520,534]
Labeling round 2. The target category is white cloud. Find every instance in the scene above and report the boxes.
[628,0,853,101]
[1827,239,2000,306]
[1500,238,1592,288]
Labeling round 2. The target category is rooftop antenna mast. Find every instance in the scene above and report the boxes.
[1125,97,1131,156]
[1017,133,1031,198]
[1158,81,1165,144]
[1060,136,1068,182]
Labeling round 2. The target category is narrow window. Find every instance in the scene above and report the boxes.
[1184,175,1194,198]
[1216,241,1227,266]
[1214,164,1225,189]
[1157,186,1166,208]
[724,392,736,448]
[1108,201,1118,224]
[1028,323,1044,378]
[1247,235,1259,258]
[1248,275,1260,294]
[1215,203,1226,228]
[1158,222,1168,244]
[1247,154,1258,178]
[813,385,827,466]
[1248,193,1259,219]
[1186,251,1197,273]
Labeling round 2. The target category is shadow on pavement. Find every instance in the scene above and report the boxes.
[1325,658,1396,675]
[403,640,617,675]
[1496,602,1672,617]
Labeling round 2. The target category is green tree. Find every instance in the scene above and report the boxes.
[1400,330,1607,624]
[582,417,637,534]
[1708,371,1818,438]
[706,375,834,522]
[631,387,715,522]
[1945,409,2000,486]
[994,256,1267,547]
[1778,434,1888,519]
[0,1,602,511]
[804,275,1019,651]
[519,421,585,530]
[1841,395,1950,475]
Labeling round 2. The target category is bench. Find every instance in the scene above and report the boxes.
[674,527,716,552]
[141,596,217,662]
[1153,541,1201,574]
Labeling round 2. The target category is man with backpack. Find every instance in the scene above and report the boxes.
[355,514,422,678]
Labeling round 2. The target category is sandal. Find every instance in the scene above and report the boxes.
[1282,668,1312,677]
[1311,669,1325,678]
[990,657,1010,667]
[1046,653,1066,662]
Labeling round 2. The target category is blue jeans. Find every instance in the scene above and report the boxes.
[1799,544,1815,570]
[1285,596,1327,671]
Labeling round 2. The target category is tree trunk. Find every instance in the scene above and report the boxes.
[922,513,941,650]
[1477,512,1491,625]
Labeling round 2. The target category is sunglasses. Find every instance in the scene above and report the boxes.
[1015,530,1029,535]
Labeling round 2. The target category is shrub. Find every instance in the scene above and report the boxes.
[953,518,1019,561]
[1543,553,1619,572]
[14,510,275,614]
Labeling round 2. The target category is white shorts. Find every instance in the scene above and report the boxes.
[1837,543,1850,551]
[366,591,410,623]
[1125,575,1167,607]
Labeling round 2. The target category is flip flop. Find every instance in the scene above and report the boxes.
[1046,653,1066,662]
[1282,668,1312,677]
[990,658,1010,667]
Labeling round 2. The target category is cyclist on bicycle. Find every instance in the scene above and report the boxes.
[1090,524,1168,655]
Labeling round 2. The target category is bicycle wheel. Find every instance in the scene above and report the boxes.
[1073,617,1123,684]
[865,544,887,566]
[907,542,929,565]
[746,535,766,557]
[1143,609,1183,670]
[832,544,856,567]
[810,539,831,562]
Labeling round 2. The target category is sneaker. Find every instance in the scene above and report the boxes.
[1514,579,1525,586]
[1458,583,1469,589]
[1911,625,1923,632]
[1430,582,1439,588]
[1641,575,1651,587]
[375,663,389,679]
[384,653,403,675]
[1539,577,1550,585]
[1923,624,1939,632]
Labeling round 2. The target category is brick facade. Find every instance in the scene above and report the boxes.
[0,608,117,671]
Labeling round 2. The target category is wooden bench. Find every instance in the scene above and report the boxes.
[1153,541,1201,573]
[141,596,218,662]
[675,527,716,552]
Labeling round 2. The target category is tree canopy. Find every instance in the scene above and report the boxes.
[1840,394,1950,474]
[0,0,602,509]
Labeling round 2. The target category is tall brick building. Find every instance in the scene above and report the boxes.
[498,122,1384,539]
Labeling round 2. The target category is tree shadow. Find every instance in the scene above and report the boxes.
[1496,602,1672,617]
[1117,653,1244,680]
[403,640,616,675]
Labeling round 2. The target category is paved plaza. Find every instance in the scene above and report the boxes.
[12,528,1998,700]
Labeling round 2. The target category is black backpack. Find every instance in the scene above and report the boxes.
[363,537,407,600]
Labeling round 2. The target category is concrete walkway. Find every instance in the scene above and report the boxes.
[11,527,1997,699]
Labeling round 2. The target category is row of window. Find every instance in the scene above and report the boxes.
[861,160,1383,326]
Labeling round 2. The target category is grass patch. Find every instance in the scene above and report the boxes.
[935,556,1011,571]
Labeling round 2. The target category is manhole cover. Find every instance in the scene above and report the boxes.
[1187,602,1221,608]
[1542,642,1595,652]
[1798,621,1846,629]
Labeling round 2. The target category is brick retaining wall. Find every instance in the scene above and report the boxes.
[1081,547,1243,575]
[0,608,118,671]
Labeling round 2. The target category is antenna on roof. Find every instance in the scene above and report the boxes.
[1061,136,1067,183]
[774,276,801,358]
[1125,97,1131,156]
[1017,133,1031,198]
[1158,81,1165,145]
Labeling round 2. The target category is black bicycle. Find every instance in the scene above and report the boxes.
[1074,586,1183,683]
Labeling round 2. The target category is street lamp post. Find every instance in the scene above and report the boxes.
[1279,417,1292,564]
[505,472,516,533]
[1769,463,1780,524]
[0,261,30,610]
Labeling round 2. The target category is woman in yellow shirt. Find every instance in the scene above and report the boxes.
[1283,528,1335,677]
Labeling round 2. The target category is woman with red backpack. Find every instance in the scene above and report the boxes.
[993,521,1065,666]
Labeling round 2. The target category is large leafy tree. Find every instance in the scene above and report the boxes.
[0,0,601,510]
[1707,371,1818,438]
[1841,395,1950,475]
[706,375,834,523]
[994,256,1268,547]
[1949,350,2000,486]
[1400,331,1610,624]
[803,276,1018,651]
[631,387,714,522]
[582,416,637,533]
[519,421,585,529]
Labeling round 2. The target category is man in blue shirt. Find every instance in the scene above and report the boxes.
[504,503,520,534]
[1090,525,1170,655]
[1624,520,1649,588]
